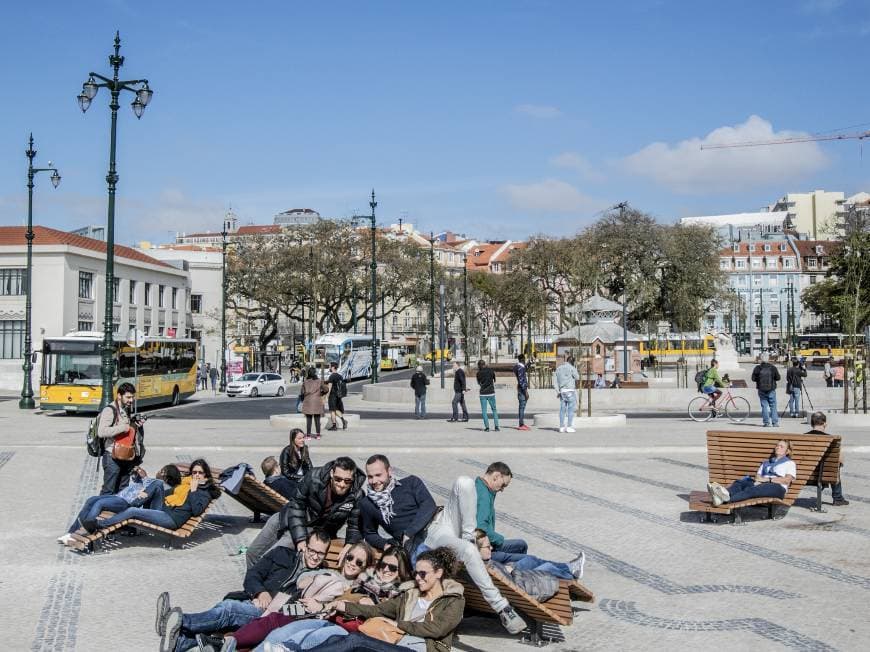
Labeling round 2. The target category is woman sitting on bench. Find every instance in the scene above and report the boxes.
[93,459,221,532]
[707,439,797,506]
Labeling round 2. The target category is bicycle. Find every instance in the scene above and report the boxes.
[688,386,750,423]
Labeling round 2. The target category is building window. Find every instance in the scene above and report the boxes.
[112,322,121,333]
[158,285,165,308]
[77,320,93,332]
[191,294,202,314]
[719,259,729,270]
[190,329,202,341]
[144,283,151,306]
[766,258,778,270]
[779,244,787,252]
[810,275,817,285]
[764,244,771,252]
[129,280,137,305]
[783,258,796,269]
[78,271,93,299]
[807,257,817,269]
[113,277,121,304]
[769,276,778,287]
[158,326,164,336]
[171,287,178,309]
[735,259,747,269]
[771,315,779,328]
[751,258,762,269]
[0,320,25,359]
[0,269,25,296]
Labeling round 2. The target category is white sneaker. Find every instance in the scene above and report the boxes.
[559,426,567,433]
[710,483,730,506]
[566,427,576,433]
[57,533,73,545]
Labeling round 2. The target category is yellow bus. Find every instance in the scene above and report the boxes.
[380,341,414,370]
[529,340,557,362]
[39,332,198,413]
[797,333,862,359]
[638,334,716,359]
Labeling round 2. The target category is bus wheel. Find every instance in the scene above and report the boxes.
[171,387,179,406]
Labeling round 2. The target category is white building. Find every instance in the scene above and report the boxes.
[679,211,788,242]
[769,190,845,239]
[0,226,190,391]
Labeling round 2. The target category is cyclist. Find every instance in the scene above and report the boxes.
[701,359,727,414]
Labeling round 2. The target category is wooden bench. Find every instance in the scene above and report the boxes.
[178,462,289,521]
[805,435,843,511]
[67,499,218,552]
[324,539,593,645]
[688,430,839,524]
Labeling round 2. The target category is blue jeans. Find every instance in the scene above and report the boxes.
[559,391,577,428]
[757,389,779,426]
[69,495,129,533]
[726,476,787,503]
[480,395,499,429]
[260,620,346,651]
[512,554,575,580]
[414,395,426,417]
[451,391,468,420]
[100,451,135,495]
[517,390,527,426]
[787,388,801,415]
[176,599,263,652]
[491,538,529,563]
[97,504,177,530]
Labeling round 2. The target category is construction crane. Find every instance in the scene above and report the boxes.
[701,129,870,150]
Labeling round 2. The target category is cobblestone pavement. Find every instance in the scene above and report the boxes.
[1,392,868,651]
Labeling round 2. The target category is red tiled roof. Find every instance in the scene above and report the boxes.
[467,243,501,268]
[719,241,794,256]
[0,226,173,268]
[792,240,841,257]
[236,225,282,235]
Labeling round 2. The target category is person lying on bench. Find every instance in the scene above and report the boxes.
[707,439,796,506]
[309,546,465,652]
[474,461,529,563]
[473,529,585,581]
[157,529,332,652]
[92,458,221,533]
[58,464,180,543]
[252,545,414,651]
[261,455,299,500]
[202,541,376,652]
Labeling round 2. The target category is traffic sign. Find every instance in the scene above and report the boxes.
[126,327,145,349]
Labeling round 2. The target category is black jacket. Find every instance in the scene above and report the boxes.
[279,461,366,545]
[453,368,466,393]
[265,474,298,501]
[786,365,807,389]
[360,475,437,550]
[280,445,312,481]
[165,486,216,529]
[751,362,781,391]
[410,371,430,397]
[243,545,320,598]
[476,367,496,395]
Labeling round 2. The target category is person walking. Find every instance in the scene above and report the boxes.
[208,364,218,392]
[409,365,430,419]
[325,362,348,431]
[833,362,845,388]
[447,360,470,422]
[513,354,530,431]
[751,352,781,427]
[199,364,209,391]
[786,359,807,418]
[553,355,580,433]
[823,357,833,387]
[476,360,499,432]
[300,367,327,439]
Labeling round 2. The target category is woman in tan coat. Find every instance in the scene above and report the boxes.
[301,367,328,439]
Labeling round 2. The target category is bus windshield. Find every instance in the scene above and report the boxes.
[41,340,102,385]
[315,345,341,366]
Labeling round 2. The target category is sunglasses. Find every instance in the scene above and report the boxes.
[345,556,367,568]
[414,570,429,579]
[377,561,399,573]
[332,476,354,485]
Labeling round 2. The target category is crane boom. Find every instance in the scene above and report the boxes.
[700,130,870,150]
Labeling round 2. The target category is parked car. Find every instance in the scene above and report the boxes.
[226,372,286,397]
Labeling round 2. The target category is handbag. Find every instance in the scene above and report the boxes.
[111,425,138,461]
[332,615,362,633]
[359,617,404,643]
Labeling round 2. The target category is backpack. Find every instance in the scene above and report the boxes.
[86,404,117,458]
[338,376,348,398]
[694,369,706,392]
[757,364,775,392]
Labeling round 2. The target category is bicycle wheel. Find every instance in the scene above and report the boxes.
[726,396,751,423]
[688,396,713,422]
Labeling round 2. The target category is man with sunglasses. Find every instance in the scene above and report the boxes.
[159,529,331,652]
[246,457,365,568]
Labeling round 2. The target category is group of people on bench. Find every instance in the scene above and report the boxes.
[58,458,221,547]
[155,455,585,652]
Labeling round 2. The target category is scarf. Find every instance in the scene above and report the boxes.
[164,476,192,507]
[364,476,399,524]
[760,455,791,477]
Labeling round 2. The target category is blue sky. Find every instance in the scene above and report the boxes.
[1,0,868,244]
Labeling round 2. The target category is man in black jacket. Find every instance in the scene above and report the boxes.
[159,529,330,652]
[751,352,781,427]
[410,365,430,419]
[245,457,365,568]
[786,359,807,418]
[447,360,470,422]
[806,411,849,506]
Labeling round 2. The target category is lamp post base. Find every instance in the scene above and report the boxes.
[18,397,36,410]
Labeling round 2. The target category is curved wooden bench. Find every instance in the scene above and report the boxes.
[688,430,839,523]
[178,462,289,520]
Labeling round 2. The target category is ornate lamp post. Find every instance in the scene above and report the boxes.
[369,190,379,384]
[463,256,469,367]
[429,232,436,376]
[77,32,153,409]
[19,135,60,409]
[219,226,228,392]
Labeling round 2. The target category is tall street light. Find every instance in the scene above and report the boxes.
[429,232,436,376]
[462,256,469,367]
[77,32,153,409]
[19,134,61,409]
[219,226,228,392]
[369,190,379,384]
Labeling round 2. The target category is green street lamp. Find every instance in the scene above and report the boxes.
[19,134,61,410]
[219,226,228,392]
[462,256,469,367]
[429,232,436,376]
[77,32,153,410]
[369,190,379,384]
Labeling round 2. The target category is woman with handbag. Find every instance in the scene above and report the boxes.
[91,459,221,533]
[256,545,414,650]
[301,367,328,440]
[308,547,465,652]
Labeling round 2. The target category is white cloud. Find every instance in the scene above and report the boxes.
[515,104,562,119]
[622,115,829,193]
[501,179,605,214]
[549,152,607,183]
